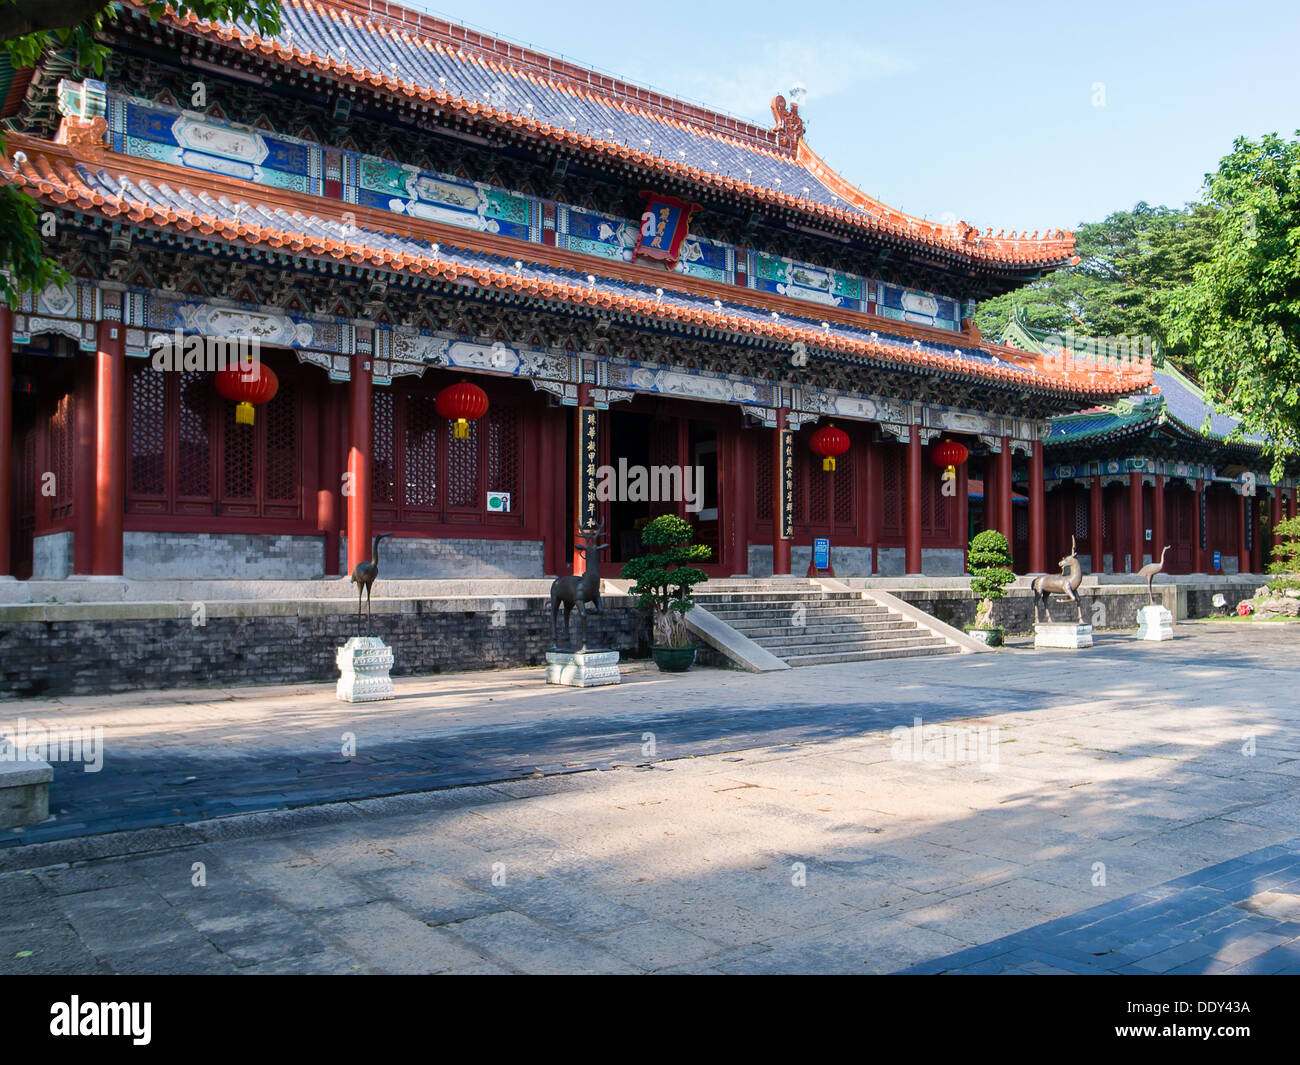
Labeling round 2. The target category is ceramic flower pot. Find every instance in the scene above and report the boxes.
[966,626,1004,647]
[651,644,698,672]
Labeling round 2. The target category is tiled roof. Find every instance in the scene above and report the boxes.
[125,0,1077,271]
[0,129,1145,399]
[1046,365,1268,448]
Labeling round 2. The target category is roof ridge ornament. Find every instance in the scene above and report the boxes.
[770,93,805,153]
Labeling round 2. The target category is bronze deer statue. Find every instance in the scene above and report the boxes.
[549,520,608,651]
[1031,535,1085,623]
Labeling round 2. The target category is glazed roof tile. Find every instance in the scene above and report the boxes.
[126,0,1077,271]
[1,132,1146,400]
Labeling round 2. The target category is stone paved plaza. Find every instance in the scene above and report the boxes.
[1,622,1299,974]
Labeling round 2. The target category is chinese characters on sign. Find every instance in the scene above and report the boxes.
[780,429,795,540]
[633,191,702,268]
[579,406,599,532]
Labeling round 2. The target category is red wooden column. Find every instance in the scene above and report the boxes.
[1028,440,1046,573]
[905,428,922,574]
[1193,479,1205,574]
[92,321,125,575]
[317,382,342,577]
[772,406,791,575]
[1128,472,1145,573]
[346,350,373,576]
[1153,474,1166,562]
[73,353,96,574]
[0,308,11,575]
[1089,474,1105,574]
[1237,492,1249,574]
[1289,488,1297,522]
[997,436,1013,545]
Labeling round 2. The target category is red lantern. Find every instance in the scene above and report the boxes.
[214,362,278,425]
[930,440,969,476]
[435,381,489,439]
[809,423,850,472]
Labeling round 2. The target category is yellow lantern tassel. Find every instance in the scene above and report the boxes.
[235,402,254,425]
[453,418,469,439]
[823,456,835,472]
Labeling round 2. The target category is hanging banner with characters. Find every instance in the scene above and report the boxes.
[633,191,701,268]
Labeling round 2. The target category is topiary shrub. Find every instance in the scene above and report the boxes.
[968,529,1016,630]
[621,514,712,647]
[1267,515,1300,580]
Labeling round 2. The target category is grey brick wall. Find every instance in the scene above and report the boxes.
[748,545,963,577]
[124,533,323,579]
[892,580,1259,635]
[339,536,544,578]
[0,598,653,697]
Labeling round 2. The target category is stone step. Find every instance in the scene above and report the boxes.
[752,633,941,654]
[704,603,893,621]
[783,643,960,667]
[722,619,919,640]
[696,592,863,605]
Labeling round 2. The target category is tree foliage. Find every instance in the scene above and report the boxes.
[976,202,1215,361]
[621,515,711,647]
[0,0,283,304]
[1165,132,1300,471]
[968,529,1015,629]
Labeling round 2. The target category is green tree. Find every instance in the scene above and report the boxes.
[621,515,711,647]
[0,0,283,304]
[1165,132,1300,473]
[977,202,1215,361]
[967,529,1015,630]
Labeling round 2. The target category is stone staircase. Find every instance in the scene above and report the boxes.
[693,579,960,667]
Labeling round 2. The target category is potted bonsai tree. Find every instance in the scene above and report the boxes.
[621,514,712,671]
[967,529,1016,646]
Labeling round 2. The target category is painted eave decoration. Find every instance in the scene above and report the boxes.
[0,132,1151,402]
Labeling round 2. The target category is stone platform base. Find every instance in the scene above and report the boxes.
[1137,605,1175,641]
[0,755,52,829]
[545,649,621,687]
[336,636,395,702]
[1034,623,1094,649]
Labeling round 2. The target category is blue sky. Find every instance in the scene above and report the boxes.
[406,0,1300,232]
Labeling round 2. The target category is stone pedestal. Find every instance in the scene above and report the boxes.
[1034,623,1093,649]
[0,752,52,829]
[336,636,395,702]
[545,649,621,688]
[1136,604,1175,641]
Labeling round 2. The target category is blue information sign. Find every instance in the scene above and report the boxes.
[1213,551,1222,572]
[814,538,830,570]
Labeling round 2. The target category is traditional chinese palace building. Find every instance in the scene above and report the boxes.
[0,0,1151,586]
[1001,313,1298,576]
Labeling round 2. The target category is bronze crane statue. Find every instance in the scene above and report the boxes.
[350,533,392,635]
[1031,535,1085,623]
[1138,544,1171,605]
[548,520,608,651]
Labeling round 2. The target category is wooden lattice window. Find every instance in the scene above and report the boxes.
[49,392,76,522]
[881,445,904,538]
[754,433,773,522]
[126,360,303,519]
[1074,493,1090,540]
[880,443,954,542]
[372,385,523,526]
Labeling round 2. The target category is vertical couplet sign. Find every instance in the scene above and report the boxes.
[780,429,795,540]
[1199,489,1208,551]
[579,406,599,532]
